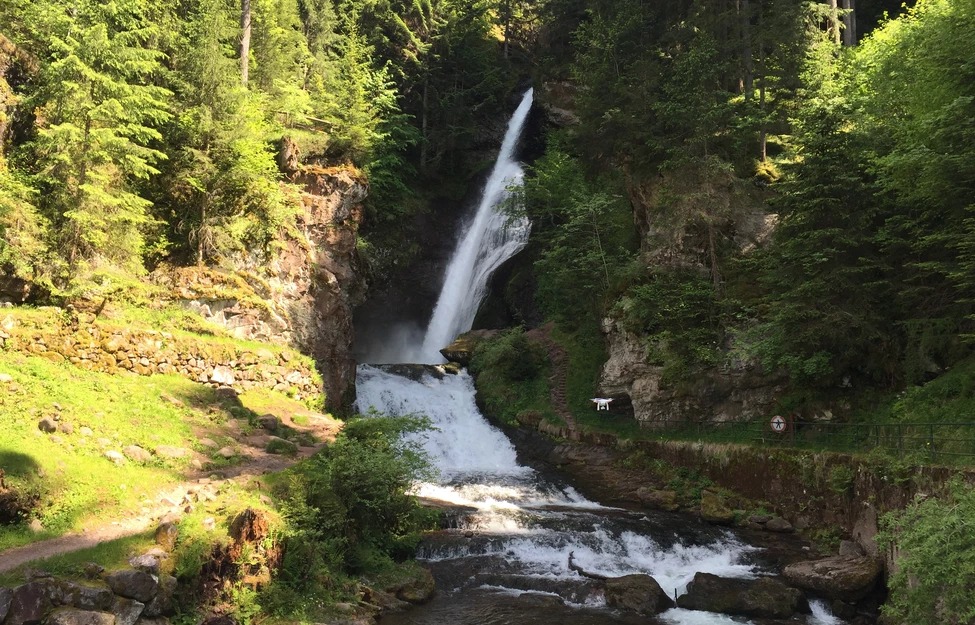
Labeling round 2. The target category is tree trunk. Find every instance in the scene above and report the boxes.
[841,0,857,46]
[503,0,511,59]
[741,0,753,100]
[758,0,767,162]
[420,76,429,174]
[197,202,206,267]
[829,0,841,45]
[240,0,251,87]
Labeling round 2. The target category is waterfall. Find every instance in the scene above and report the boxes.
[415,88,534,363]
[353,88,791,625]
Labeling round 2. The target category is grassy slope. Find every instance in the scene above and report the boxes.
[0,304,325,552]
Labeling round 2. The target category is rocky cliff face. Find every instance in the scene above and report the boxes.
[599,164,782,426]
[164,166,367,413]
[598,317,784,425]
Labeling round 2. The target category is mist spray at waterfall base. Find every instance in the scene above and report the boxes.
[354,90,844,624]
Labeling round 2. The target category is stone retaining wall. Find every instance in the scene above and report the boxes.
[0,313,322,401]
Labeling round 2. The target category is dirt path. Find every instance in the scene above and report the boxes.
[528,323,576,429]
[0,415,339,574]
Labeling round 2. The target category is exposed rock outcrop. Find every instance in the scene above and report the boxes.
[160,166,368,412]
[439,330,498,366]
[782,555,883,601]
[603,574,674,615]
[598,316,785,426]
[597,163,784,426]
[676,573,808,619]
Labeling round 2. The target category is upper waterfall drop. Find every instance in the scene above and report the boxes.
[415,88,534,363]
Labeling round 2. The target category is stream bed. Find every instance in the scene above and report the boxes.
[356,365,845,625]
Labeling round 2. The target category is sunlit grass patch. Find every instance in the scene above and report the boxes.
[0,352,242,548]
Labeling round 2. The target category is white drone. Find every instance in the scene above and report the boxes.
[590,398,614,411]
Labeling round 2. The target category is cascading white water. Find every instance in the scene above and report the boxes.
[414,89,534,363]
[356,364,766,620]
[355,87,838,625]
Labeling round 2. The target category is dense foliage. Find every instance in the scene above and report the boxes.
[511,0,975,399]
[269,415,433,606]
[880,482,975,625]
[0,0,516,296]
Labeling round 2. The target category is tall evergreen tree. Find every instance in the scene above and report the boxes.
[29,0,171,283]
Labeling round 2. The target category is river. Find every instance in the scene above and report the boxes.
[354,89,845,625]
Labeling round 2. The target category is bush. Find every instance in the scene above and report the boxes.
[880,482,975,625]
[470,328,545,382]
[279,415,433,575]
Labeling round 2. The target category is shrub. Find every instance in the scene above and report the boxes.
[470,328,545,382]
[880,482,975,625]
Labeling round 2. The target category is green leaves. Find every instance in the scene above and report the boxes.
[523,143,636,328]
[881,481,975,625]
[30,0,171,283]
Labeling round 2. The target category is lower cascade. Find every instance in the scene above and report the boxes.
[355,365,845,625]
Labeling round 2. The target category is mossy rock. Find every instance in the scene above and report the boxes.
[265,437,298,455]
[700,490,735,525]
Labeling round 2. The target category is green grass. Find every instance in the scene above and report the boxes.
[469,329,558,426]
[0,532,156,587]
[0,351,256,550]
[239,388,324,421]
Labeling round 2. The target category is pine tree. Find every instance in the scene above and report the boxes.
[30,0,171,283]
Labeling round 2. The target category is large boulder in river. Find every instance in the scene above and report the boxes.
[391,567,435,604]
[439,330,498,366]
[700,490,735,525]
[676,573,808,619]
[604,574,675,615]
[782,555,882,601]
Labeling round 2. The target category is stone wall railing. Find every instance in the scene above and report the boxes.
[0,314,322,402]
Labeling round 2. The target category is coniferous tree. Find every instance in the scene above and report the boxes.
[29,0,171,284]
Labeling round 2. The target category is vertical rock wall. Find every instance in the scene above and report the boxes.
[179,166,368,413]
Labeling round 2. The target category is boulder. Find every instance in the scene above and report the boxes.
[439,330,498,366]
[104,571,158,603]
[38,418,58,434]
[154,523,179,552]
[153,446,188,460]
[122,447,152,464]
[46,608,115,625]
[128,555,160,575]
[103,451,125,465]
[264,437,297,455]
[210,367,235,386]
[839,540,865,557]
[676,573,808,619]
[700,491,735,525]
[765,517,794,533]
[141,576,175,618]
[635,488,679,512]
[392,567,435,604]
[7,580,58,625]
[362,588,408,613]
[1,587,14,623]
[109,598,144,625]
[782,555,882,601]
[257,415,280,432]
[57,583,114,611]
[604,574,675,615]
